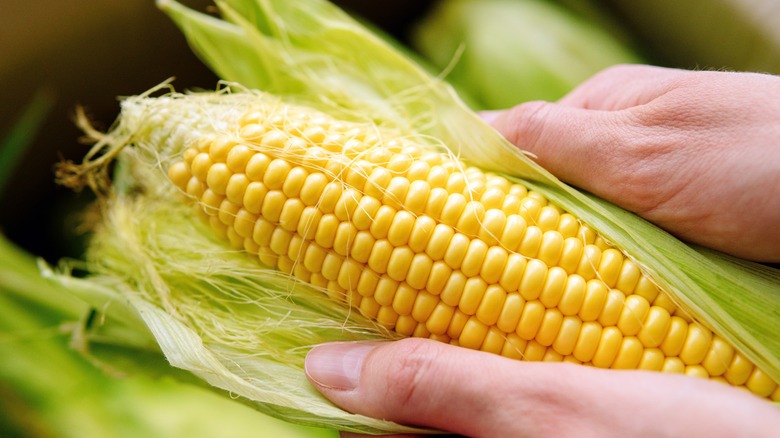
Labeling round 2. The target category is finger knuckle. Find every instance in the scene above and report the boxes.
[383,338,441,406]
[503,100,549,148]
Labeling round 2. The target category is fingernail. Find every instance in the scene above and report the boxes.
[305,342,378,391]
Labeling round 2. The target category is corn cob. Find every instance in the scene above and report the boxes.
[165,98,779,401]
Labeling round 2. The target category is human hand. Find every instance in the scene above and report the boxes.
[482,65,780,262]
[305,338,780,437]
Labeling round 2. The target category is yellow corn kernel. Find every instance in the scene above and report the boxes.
[427,302,455,335]
[637,306,671,348]
[480,246,508,285]
[536,205,560,231]
[408,216,436,253]
[537,230,564,266]
[406,253,434,290]
[592,326,622,368]
[425,261,451,296]
[576,244,601,280]
[725,352,754,386]
[612,336,643,370]
[481,327,506,355]
[475,285,507,326]
[552,315,582,356]
[459,316,489,350]
[557,274,586,316]
[701,336,734,377]
[524,340,547,362]
[498,253,526,292]
[573,321,602,363]
[270,227,294,256]
[356,270,379,297]
[496,293,525,333]
[386,246,414,282]
[499,214,526,252]
[376,305,399,328]
[225,174,250,205]
[558,237,583,274]
[439,270,467,307]
[662,357,686,374]
[557,213,579,238]
[745,368,777,397]
[518,259,547,301]
[598,289,626,327]
[460,239,488,278]
[516,300,545,341]
[617,294,650,336]
[660,316,689,357]
[518,225,543,258]
[446,309,469,339]
[459,277,488,316]
[501,333,528,360]
[638,348,665,371]
[392,283,417,316]
[685,365,709,379]
[679,323,713,365]
[597,248,623,288]
[373,275,398,306]
[477,209,506,246]
[539,266,568,309]
[411,291,438,323]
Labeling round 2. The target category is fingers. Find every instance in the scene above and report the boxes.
[306,339,780,437]
[306,339,512,436]
[557,64,690,110]
[485,100,638,203]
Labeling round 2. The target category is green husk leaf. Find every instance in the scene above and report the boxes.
[55,0,779,434]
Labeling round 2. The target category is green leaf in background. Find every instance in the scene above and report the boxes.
[0,234,337,438]
[410,0,641,109]
[0,88,55,196]
[602,0,780,74]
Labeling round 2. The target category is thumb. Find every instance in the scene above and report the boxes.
[304,338,535,436]
[483,101,631,198]
[304,338,776,437]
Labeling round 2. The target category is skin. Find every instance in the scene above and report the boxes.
[485,65,780,263]
[305,65,780,437]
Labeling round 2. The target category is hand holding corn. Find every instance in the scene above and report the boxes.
[484,65,780,263]
[306,338,780,437]
[302,66,780,436]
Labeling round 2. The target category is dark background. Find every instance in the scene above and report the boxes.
[0,0,438,262]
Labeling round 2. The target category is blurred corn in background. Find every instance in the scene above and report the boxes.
[2,0,780,436]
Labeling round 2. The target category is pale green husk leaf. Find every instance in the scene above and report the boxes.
[53,0,780,434]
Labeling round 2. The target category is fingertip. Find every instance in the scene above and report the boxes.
[304,341,381,391]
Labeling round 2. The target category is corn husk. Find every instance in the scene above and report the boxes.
[52,0,780,434]
[0,235,336,438]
